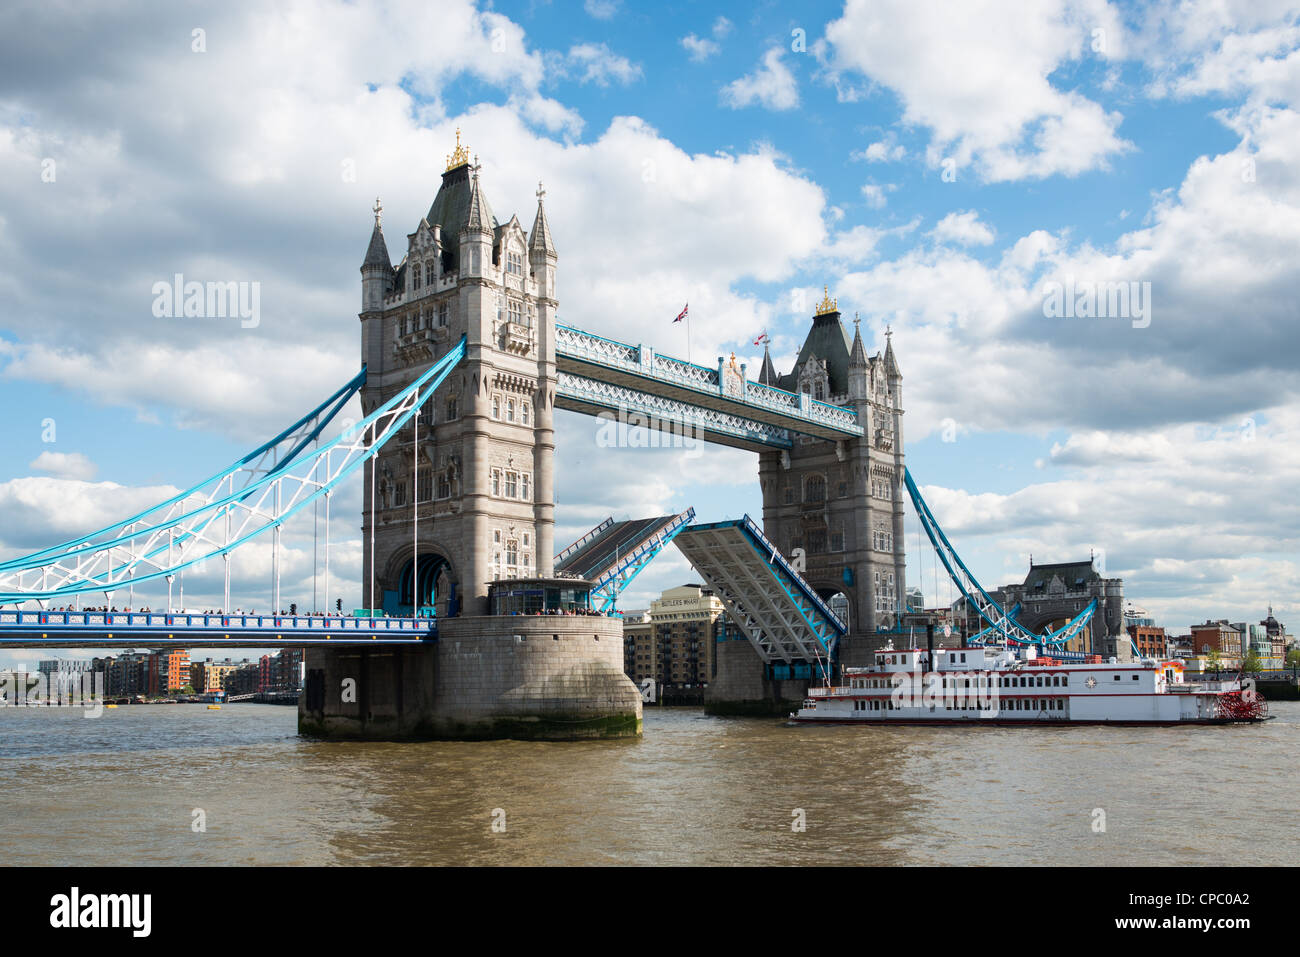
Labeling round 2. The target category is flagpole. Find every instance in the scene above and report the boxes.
[686,310,691,364]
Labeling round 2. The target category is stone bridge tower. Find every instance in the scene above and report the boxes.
[756,289,907,665]
[358,132,558,618]
[299,134,640,741]
[995,559,1128,660]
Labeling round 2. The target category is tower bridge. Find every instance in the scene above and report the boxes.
[0,133,1126,737]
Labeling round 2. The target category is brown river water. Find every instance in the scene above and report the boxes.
[1,702,1295,866]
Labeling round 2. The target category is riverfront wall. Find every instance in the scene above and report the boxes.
[299,616,642,740]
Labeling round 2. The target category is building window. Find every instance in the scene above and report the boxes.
[491,469,501,496]
[505,471,518,498]
[507,251,523,276]
[783,486,793,504]
[413,265,422,290]
[437,471,450,499]
[424,261,435,287]
[520,473,530,500]
[446,397,457,420]
[506,399,515,422]
[805,475,825,503]
[492,395,501,419]
[521,402,530,425]
[438,301,449,326]
[508,298,523,324]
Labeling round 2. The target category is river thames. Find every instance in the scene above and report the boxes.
[2,703,1294,866]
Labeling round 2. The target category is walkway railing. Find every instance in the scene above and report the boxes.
[556,324,861,436]
[0,610,434,634]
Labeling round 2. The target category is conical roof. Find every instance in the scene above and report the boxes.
[529,185,556,257]
[849,319,868,367]
[883,330,901,378]
[362,221,391,271]
[758,344,778,385]
[425,163,498,268]
[778,311,853,394]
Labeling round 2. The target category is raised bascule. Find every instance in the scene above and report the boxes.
[0,133,1128,738]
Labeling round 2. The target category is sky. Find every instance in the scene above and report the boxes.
[1,0,1298,665]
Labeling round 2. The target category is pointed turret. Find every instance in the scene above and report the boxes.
[529,181,557,258]
[848,313,869,400]
[851,315,869,363]
[883,324,901,380]
[464,162,492,233]
[758,342,778,386]
[361,198,392,312]
[529,181,558,302]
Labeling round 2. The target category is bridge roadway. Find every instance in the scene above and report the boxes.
[0,610,435,648]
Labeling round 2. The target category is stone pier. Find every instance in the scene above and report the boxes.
[299,615,641,740]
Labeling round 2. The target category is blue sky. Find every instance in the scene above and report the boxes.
[1,0,1298,662]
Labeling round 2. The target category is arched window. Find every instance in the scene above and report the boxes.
[805,475,825,503]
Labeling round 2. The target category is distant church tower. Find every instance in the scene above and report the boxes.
[756,288,906,646]
[357,131,558,616]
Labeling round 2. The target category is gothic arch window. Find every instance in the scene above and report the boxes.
[805,475,825,503]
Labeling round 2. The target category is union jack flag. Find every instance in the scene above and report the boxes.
[673,304,688,323]
[753,331,770,345]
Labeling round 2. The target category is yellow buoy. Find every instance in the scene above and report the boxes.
[207,704,222,710]
[106,704,118,709]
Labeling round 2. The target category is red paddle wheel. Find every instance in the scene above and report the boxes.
[1216,690,1269,721]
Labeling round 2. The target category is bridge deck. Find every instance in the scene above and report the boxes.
[556,515,678,580]
[672,516,846,665]
[0,611,435,648]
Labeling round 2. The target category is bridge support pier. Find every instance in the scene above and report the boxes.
[704,641,810,717]
[298,615,642,740]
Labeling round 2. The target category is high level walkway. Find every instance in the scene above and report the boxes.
[554,324,864,452]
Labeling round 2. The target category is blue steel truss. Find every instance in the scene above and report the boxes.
[903,468,1099,649]
[587,508,695,613]
[0,338,466,606]
[672,515,846,673]
[0,368,366,574]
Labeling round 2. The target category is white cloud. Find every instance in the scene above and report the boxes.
[27,451,97,481]
[721,47,800,111]
[562,43,643,87]
[822,0,1131,181]
[929,210,996,246]
[681,34,720,62]
[584,0,620,20]
[855,138,906,163]
[861,184,890,208]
